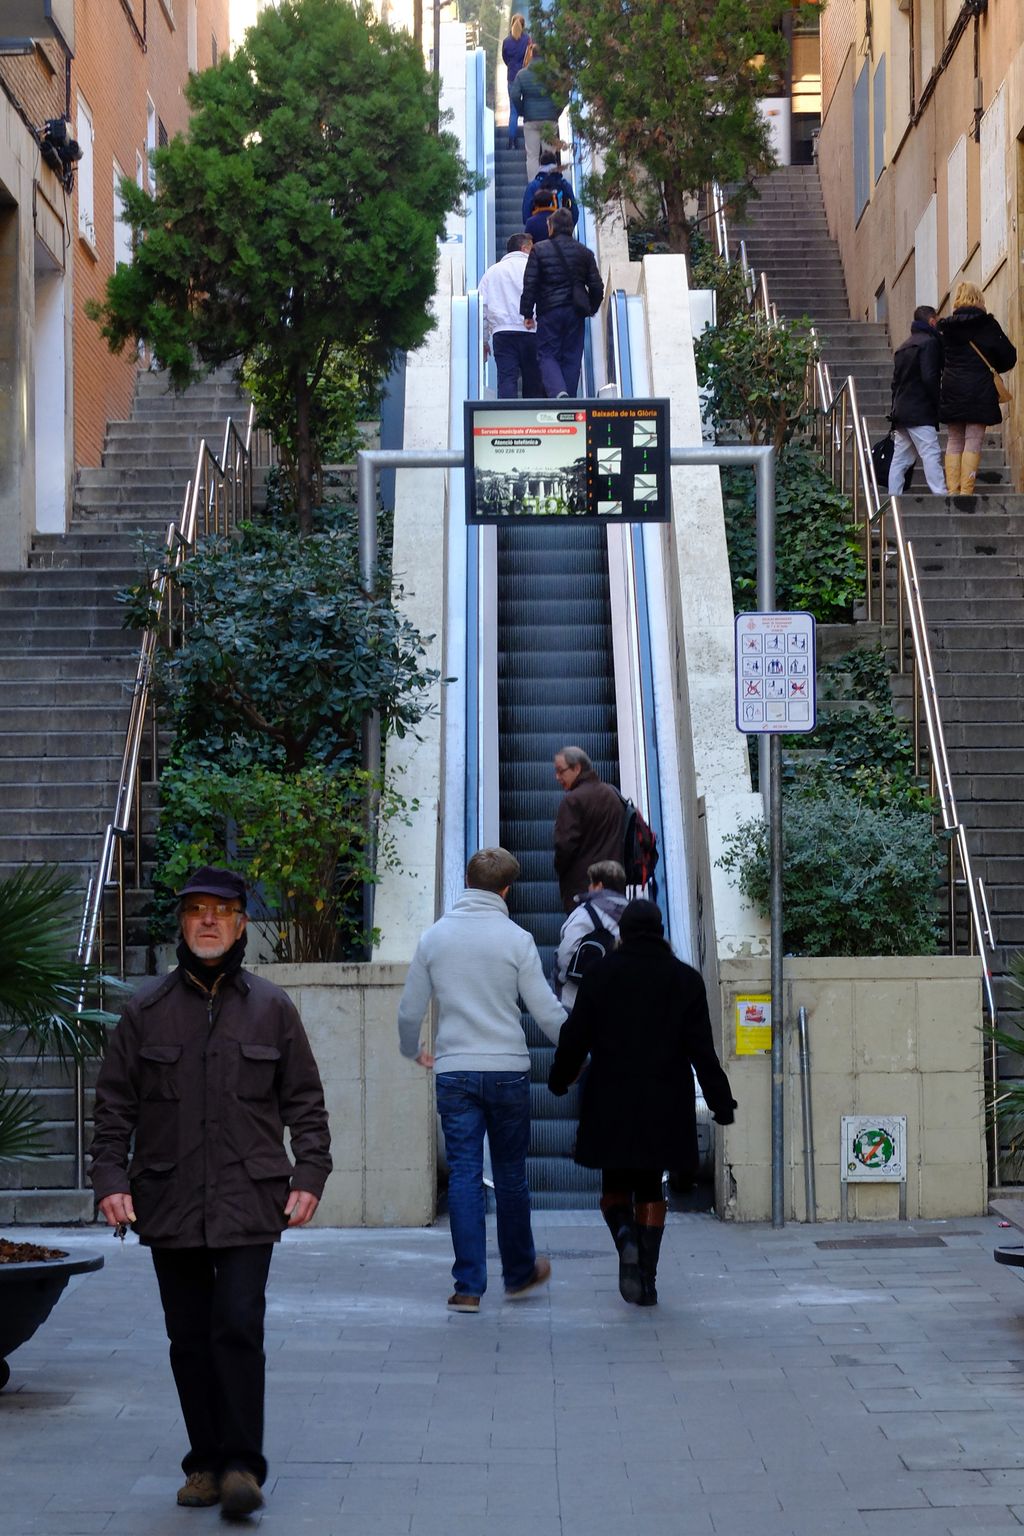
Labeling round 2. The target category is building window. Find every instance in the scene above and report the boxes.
[981,85,1008,282]
[187,0,198,72]
[146,96,157,194]
[158,118,168,148]
[947,134,968,281]
[872,55,886,183]
[113,161,132,269]
[853,62,870,220]
[76,93,95,246]
[136,149,145,188]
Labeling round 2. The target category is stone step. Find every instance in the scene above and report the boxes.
[0,754,124,782]
[0,780,138,808]
[0,806,158,835]
[0,1190,96,1222]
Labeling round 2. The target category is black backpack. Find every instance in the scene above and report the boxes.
[565,900,617,982]
[619,794,659,895]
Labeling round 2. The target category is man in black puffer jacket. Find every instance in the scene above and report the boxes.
[888,305,946,496]
[520,208,604,398]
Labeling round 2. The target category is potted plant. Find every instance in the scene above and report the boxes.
[0,866,116,1389]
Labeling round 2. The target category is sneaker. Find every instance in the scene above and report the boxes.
[219,1468,264,1518]
[556,391,570,398]
[447,1292,481,1313]
[177,1470,220,1507]
[505,1256,552,1299]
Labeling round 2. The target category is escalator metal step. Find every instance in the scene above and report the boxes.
[527,1156,601,1193]
[499,704,616,732]
[499,651,617,679]
[531,1082,579,1117]
[530,1119,577,1156]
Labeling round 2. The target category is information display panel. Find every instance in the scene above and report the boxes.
[465,398,671,523]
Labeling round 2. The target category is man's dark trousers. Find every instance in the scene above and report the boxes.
[493,331,542,399]
[151,1243,274,1484]
[536,304,585,397]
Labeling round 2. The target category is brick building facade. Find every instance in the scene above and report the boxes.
[0,0,229,569]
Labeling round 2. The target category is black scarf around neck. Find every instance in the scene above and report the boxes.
[177,931,248,993]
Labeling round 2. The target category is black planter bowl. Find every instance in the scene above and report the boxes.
[0,1251,104,1390]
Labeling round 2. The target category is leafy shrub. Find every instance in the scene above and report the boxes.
[718,781,939,956]
[722,443,863,622]
[123,515,437,773]
[695,308,816,452]
[152,763,410,962]
[792,648,934,813]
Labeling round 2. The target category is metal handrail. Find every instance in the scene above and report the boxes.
[74,400,267,1187]
[78,402,259,974]
[709,182,776,322]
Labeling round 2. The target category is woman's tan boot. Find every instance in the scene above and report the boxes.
[960,450,981,496]
[944,453,962,494]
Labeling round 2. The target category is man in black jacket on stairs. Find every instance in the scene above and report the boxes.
[888,305,947,497]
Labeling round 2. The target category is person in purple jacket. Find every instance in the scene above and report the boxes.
[502,13,531,149]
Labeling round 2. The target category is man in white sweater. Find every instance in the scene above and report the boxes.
[398,848,566,1312]
[478,234,542,399]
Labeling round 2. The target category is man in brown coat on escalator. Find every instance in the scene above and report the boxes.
[553,745,624,914]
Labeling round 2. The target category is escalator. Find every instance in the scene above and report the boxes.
[489,119,613,1206]
[497,525,616,1206]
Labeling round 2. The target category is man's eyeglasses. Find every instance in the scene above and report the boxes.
[182,901,243,918]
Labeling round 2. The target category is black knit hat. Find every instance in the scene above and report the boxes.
[178,866,248,907]
[618,898,663,939]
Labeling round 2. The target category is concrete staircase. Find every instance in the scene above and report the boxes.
[730,163,1024,1175]
[729,165,1011,494]
[892,494,1024,1152]
[0,367,250,1218]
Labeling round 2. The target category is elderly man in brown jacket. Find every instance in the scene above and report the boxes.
[90,866,332,1518]
[553,745,625,913]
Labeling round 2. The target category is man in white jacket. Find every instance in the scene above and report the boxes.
[398,848,566,1312]
[478,234,542,399]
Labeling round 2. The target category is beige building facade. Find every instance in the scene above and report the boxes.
[817,0,1024,484]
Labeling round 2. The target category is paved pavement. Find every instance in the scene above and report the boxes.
[4,1211,1024,1535]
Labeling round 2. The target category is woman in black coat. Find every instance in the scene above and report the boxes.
[548,900,735,1306]
[938,281,1016,495]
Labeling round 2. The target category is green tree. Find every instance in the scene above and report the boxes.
[88,0,471,533]
[535,0,820,254]
[121,512,439,774]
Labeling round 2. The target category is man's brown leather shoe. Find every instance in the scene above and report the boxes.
[219,1468,264,1518]
[505,1256,552,1299]
[176,1470,220,1507]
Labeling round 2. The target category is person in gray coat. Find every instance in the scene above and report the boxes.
[555,860,629,1010]
[508,45,565,178]
[398,848,566,1313]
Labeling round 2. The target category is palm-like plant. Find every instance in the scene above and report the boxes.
[0,867,119,1161]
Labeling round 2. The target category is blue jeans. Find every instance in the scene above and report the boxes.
[507,99,520,145]
[493,331,542,399]
[436,1070,536,1296]
[536,303,585,397]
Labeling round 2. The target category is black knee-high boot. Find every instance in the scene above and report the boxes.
[600,1193,642,1304]
[635,1200,666,1307]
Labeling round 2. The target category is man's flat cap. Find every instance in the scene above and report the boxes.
[178,866,248,906]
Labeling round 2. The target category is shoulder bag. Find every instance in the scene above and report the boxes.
[968,339,1013,405]
[551,238,595,318]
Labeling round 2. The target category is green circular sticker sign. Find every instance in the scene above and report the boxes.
[851,1128,895,1170]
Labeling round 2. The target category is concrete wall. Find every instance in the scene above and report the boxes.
[371,250,456,963]
[716,956,987,1223]
[638,254,769,979]
[254,962,434,1228]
